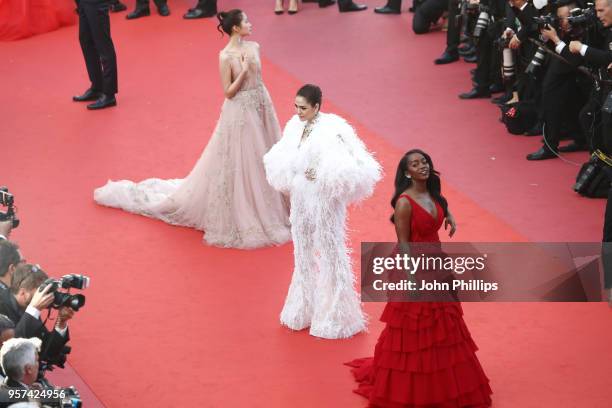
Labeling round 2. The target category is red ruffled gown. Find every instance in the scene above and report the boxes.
[0,0,76,41]
[346,194,492,408]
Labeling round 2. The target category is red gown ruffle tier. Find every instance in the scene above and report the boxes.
[346,302,492,408]
[0,0,76,41]
[347,194,492,407]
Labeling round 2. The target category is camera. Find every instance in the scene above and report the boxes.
[39,274,90,311]
[525,45,548,74]
[533,14,558,29]
[566,7,597,27]
[0,187,19,229]
[473,5,490,39]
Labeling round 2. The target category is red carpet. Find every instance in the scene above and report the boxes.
[1,1,611,406]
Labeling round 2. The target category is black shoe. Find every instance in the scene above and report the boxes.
[339,1,367,11]
[319,0,336,7]
[110,2,127,12]
[183,7,216,19]
[526,147,557,161]
[558,142,588,153]
[374,0,401,14]
[489,83,504,94]
[87,94,117,110]
[491,92,512,105]
[458,45,476,56]
[459,87,491,99]
[126,7,150,19]
[158,4,170,16]
[463,54,478,63]
[73,88,101,102]
[434,51,459,65]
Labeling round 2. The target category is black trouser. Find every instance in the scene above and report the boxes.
[78,1,118,95]
[541,74,586,150]
[473,21,503,88]
[135,0,167,9]
[413,0,459,53]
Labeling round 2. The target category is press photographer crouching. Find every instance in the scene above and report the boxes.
[0,265,77,375]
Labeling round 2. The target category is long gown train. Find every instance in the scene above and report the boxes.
[94,42,291,249]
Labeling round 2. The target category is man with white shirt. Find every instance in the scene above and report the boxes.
[0,337,41,390]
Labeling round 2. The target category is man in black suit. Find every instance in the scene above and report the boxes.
[0,240,22,293]
[526,3,587,160]
[0,266,72,361]
[184,0,217,19]
[73,0,118,110]
[126,0,170,19]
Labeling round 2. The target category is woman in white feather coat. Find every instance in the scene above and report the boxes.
[263,84,382,339]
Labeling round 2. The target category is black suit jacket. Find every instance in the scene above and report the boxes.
[0,290,69,360]
[583,29,612,68]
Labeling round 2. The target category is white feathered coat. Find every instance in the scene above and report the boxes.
[263,113,381,339]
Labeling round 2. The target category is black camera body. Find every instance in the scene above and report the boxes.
[533,14,558,30]
[39,274,90,311]
[0,187,19,229]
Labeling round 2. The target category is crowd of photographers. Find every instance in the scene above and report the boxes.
[0,191,84,408]
[378,0,612,197]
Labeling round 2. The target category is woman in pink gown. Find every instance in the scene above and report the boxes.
[94,10,291,249]
[347,149,492,407]
[0,0,76,41]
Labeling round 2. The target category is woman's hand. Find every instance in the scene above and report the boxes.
[240,53,250,73]
[444,214,457,238]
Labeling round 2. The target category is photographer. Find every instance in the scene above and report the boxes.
[0,242,23,293]
[459,0,508,98]
[0,266,71,364]
[0,337,41,390]
[566,0,612,146]
[527,1,590,160]
[0,221,11,242]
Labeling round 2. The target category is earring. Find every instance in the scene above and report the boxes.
[405,174,411,179]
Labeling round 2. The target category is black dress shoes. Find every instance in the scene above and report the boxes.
[434,51,459,65]
[526,146,557,161]
[319,0,336,7]
[110,1,127,12]
[523,122,543,136]
[463,54,478,63]
[459,87,491,99]
[73,88,101,102]
[375,0,401,13]
[158,4,170,16]
[87,94,117,110]
[558,142,588,153]
[127,7,150,19]
[339,1,367,12]
[184,7,216,18]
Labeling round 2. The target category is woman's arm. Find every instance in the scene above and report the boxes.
[444,209,457,238]
[394,199,412,243]
[219,53,249,99]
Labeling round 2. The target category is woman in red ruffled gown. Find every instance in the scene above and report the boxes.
[0,0,76,41]
[346,149,492,407]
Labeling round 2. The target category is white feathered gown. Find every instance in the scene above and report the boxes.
[263,113,382,339]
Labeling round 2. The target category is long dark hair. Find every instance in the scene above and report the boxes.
[390,149,448,223]
[216,9,244,36]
